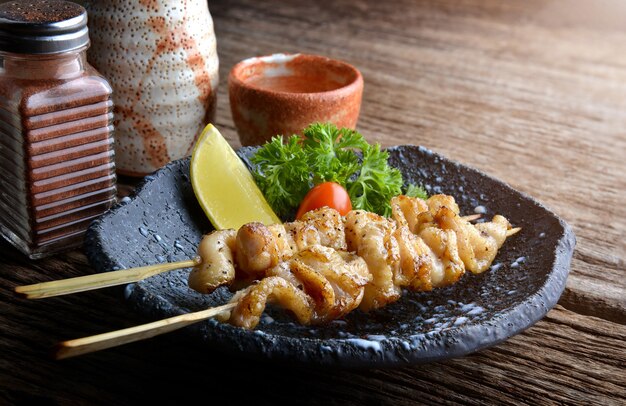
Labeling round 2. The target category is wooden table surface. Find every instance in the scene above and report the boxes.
[2,0,625,404]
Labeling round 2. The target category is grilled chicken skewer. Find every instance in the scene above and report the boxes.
[51,194,518,357]
[16,191,516,334]
[212,195,518,328]
[15,196,484,300]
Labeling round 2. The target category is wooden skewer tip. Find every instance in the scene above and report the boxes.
[53,343,73,361]
[14,285,30,298]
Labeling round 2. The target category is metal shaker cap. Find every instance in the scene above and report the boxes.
[0,0,89,55]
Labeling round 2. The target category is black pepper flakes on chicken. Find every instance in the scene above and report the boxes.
[188,194,519,329]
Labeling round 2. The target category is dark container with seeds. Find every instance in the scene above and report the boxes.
[0,0,116,259]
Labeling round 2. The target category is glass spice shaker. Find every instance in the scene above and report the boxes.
[0,0,116,259]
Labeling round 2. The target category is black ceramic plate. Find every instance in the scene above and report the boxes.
[85,146,575,368]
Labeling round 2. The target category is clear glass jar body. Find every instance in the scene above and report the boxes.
[0,47,116,259]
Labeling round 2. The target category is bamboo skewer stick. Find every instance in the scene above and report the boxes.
[15,258,200,299]
[55,302,237,360]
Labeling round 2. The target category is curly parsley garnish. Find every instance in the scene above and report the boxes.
[251,123,427,218]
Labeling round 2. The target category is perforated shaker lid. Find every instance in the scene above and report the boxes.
[0,0,89,55]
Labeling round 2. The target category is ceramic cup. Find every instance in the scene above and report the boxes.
[228,53,363,146]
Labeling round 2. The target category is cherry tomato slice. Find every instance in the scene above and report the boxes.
[296,182,352,219]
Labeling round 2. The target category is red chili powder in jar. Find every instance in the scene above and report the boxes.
[0,1,116,259]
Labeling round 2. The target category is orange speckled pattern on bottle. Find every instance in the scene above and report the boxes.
[82,0,219,176]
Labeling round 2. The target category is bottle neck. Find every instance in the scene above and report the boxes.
[0,49,87,80]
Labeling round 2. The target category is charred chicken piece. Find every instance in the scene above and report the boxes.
[188,207,346,294]
[221,245,370,329]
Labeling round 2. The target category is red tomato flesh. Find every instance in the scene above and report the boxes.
[296,182,352,219]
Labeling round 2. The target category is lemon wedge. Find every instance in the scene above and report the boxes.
[190,124,281,230]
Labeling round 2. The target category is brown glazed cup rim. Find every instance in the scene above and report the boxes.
[228,53,363,99]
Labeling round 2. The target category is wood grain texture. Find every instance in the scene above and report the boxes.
[1,0,625,404]
[1,247,624,405]
[208,0,626,324]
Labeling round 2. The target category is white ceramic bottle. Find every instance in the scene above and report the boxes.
[79,0,219,176]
